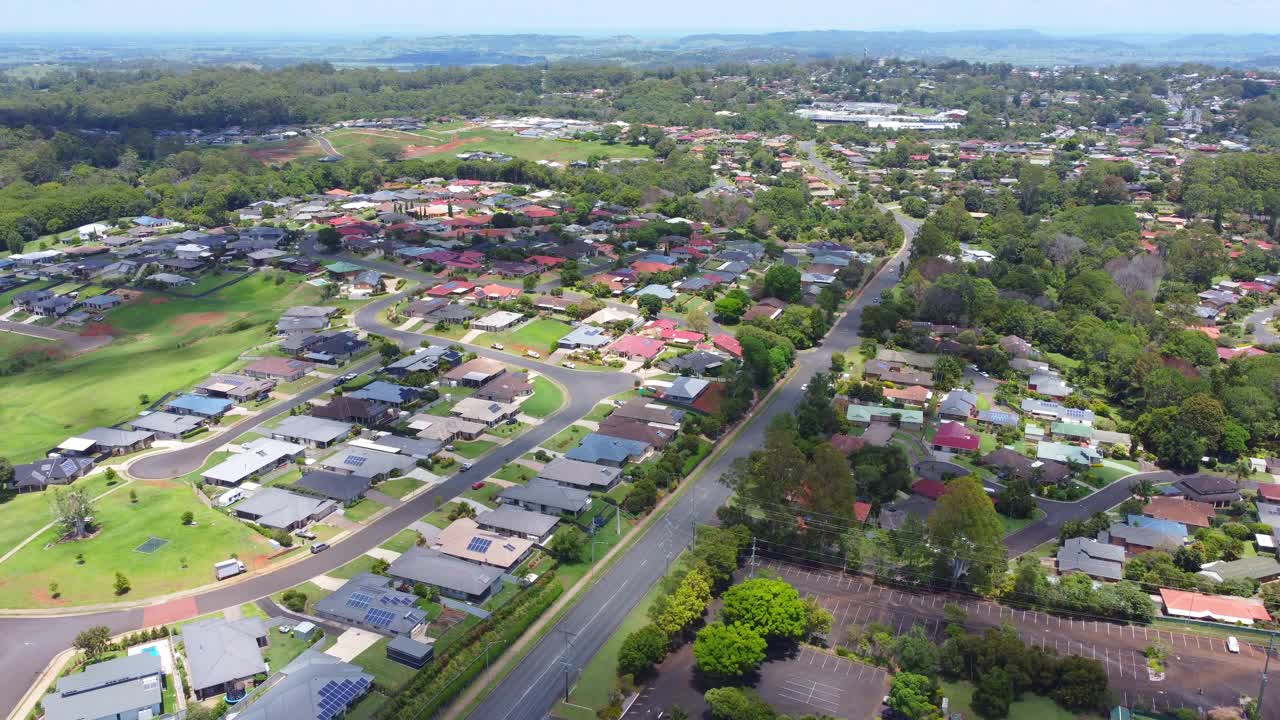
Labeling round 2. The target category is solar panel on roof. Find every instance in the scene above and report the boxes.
[466,537,493,553]
[503,543,516,552]
[347,592,372,610]
[345,455,367,467]
[365,608,395,627]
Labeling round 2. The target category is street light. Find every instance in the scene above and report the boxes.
[591,540,608,564]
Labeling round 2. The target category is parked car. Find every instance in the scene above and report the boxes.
[340,373,358,383]
[295,529,316,540]
[1228,636,1240,653]
[563,361,576,369]
[526,350,541,358]
[445,444,455,451]
[491,342,504,350]
[471,481,485,490]
[310,542,329,554]
[461,462,474,471]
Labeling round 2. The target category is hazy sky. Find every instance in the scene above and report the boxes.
[4,0,1280,34]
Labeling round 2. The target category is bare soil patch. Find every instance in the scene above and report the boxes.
[172,312,227,333]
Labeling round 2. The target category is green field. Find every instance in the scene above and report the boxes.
[543,424,589,452]
[327,554,381,580]
[379,529,423,554]
[326,126,654,164]
[0,471,124,556]
[475,319,572,355]
[521,376,565,418]
[940,681,1104,720]
[351,637,418,689]
[0,273,326,461]
[583,403,615,422]
[0,331,53,363]
[0,480,273,607]
[374,476,423,499]
[271,580,330,614]
[492,463,537,483]
[453,439,497,459]
[342,498,385,523]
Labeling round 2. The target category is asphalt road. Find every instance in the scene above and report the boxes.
[1246,303,1280,345]
[464,202,918,720]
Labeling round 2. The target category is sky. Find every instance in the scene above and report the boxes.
[3,0,1279,34]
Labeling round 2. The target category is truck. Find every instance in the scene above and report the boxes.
[214,559,246,581]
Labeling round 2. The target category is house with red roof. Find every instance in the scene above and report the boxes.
[632,260,677,275]
[1257,484,1280,505]
[426,280,475,297]
[324,188,353,198]
[528,255,566,268]
[853,501,872,523]
[1159,588,1272,625]
[609,335,665,361]
[931,421,981,454]
[1218,346,1269,362]
[662,328,704,345]
[883,385,932,407]
[474,284,522,302]
[911,478,949,500]
[830,434,866,455]
[712,334,742,358]
[522,206,558,219]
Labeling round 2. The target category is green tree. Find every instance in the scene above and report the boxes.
[703,687,777,720]
[928,476,1006,591]
[280,589,308,612]
[762,264,802,302]
[655,568,711,638]
[316,226,341,254]
[887,672,939,720]
[693,621,767,678]
[637,293,664,318]
[180,511,194,525]
[113,571,131,596]
[548,525,588,563]
[0,457,13,487]
[74,625,112,660]
[896,625,940,677]
[714,295,746,323]
[49,486,95,539]
[617,624,668,677]
[973,666,1013,718]
[720,577,808,642]
[1053,656,1109,710]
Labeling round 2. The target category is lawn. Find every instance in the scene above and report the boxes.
[520,376,565,418]
[1001,509,1045,536]
[452,439,497,459]
[462,481,502,507]
[488,420,529,439]
[351,637,418,690]
[398,127,655,163]
[476,318,572,355]
[583,403,615,423]
[263,628,322,672]
[0,470,124,556]
[941,681,1104,720]
[379,529,423,554]
[0,480,273,608]
[0,273,324,461]
[342,498,385,523]
[327,554,381,580]
[374,476,424,499]
[271,581,330,614]
[492,463,537,483]
[0,331,53,363]
[543,424,589,453]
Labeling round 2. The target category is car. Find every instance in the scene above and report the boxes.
[563,361,577,369]
[445,444,455,452]
[461,462,474,471]
[526,350,541,358]
[801,383,809,390]
[506,417,518,425]
[277,624,292,634]
[471,481,486,490]
[295,529,316,540]
[1228,636,1240,653]
[310,542,329,554]
[491,342,504,350]
[339,373,358,383]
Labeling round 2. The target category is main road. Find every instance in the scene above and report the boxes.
[464,200,918,719]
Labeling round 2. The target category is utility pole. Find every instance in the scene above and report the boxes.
[749,536,758,578]
[1259,633,1275,715]
[558,629,577,704]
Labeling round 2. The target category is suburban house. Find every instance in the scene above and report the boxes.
[536,457,623,492]
[43,652,164,720]
[295,470,370,505]
[609,335,665,361]
[937,390,978,420]
[384,345,463,377]
[1037,441,1102,466]
[931,422,981,455]
[10,456,95,493]
[882,385,932,407]
[317,445,416,481]
[1175,475,1242,507]
[411,416,486,443]
[1019,398,1095,426]
[270,415,353,449]
[1199,557,1280,584]
[444,358,506,388]
[314,574,428,637]
[311,396,393,426]
[62,427,154,456]
[498,478,591,517]
[558,325,613,350]
[234,651,373,720]
[164,393,234,419]
[660,377,711,405]
[1144,496,1215,529]
[845,404,924,429]
[452,397,521,427]
[1056,537,1125,581]
[128,411,205,439]
[244,357,314,382]
[980,449,1069,486]
[597,414,676,449]
[348,381,422,408]
[435,517,534,571]
[1159,588,1273,625]
[181,617,269,700]
[299,332,367,364]
[476,506,560,544]
[389,546,504,604]
[202,438,305,486]
[612,398,684,426]
[1103,516,1188,554]
[232,487,336,531]
[565,433,651,467]
[195,374,276,403]
[473,372,534,403]
[472,310,525,333]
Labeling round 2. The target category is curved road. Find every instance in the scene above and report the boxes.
[1246,303,1280,345]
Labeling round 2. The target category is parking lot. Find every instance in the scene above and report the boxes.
[757,559,1274,715]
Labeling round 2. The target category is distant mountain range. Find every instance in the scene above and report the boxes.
[1,30,1279,69]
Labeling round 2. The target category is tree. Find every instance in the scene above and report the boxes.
[703,687,777,720]
[720,578,808,642]
[548,526,588,563]
[972,667,1013,718]
[521,273,538,292]
[74,625,112,660]
[714,295,746,323]
[180,511,194,525]
[49,487,95,539]
[932,355,965,392]
[693,621,767,678]
[655,568,711,638]
[637,293,664,318]
[762,264,802,302]
[887,672,938,720]
[1053,656,1109,710]
[0,457,12,488]
[928,476,1006,591]
[617,624,668,677]
[128,488,138,504]
[280,589,308,612]
[995,478,1036,519]
[113,571,131,596]
[371,557,390,575]
[896,625,941,677]
[316,226,341,254]
[687,305,711,335]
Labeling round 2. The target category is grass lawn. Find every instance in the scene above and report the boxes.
[941,681,1103,720]
[351,637,418,689]
[1089,466,1133,486]
[488,420,529,439]
[543,424,589,453]
[0,273,324,461]
[271,581,330,614]
[0,480,273,608]
[263,629,320,672]
[462,481,502,507]
[583,403,615,423]
[396,127,655,163]
[1001,509,1045,536]
[0,332,53,363]
[554,504,634,590]
[520,376,565,418]
[374,476,424,499]
[452,439,497,459]
[328,555,381,580]
[346,691,391,720]
[379,529,423,554]
[420,507,455,529]
[979,432,998,454]
[492,463,537,483]
[0,471,124,556]
[342,498,385,523]
[476,319,572,356]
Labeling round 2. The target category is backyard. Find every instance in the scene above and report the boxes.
[0,480,275,607]
[0,273,327,461]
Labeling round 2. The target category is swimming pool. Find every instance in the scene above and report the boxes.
[140,646,159,657]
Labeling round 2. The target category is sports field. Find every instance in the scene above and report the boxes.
[322,127,654,163]
[0,272,325,461]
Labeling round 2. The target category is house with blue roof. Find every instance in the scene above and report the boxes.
[165,393,234,418]
[566,433,651,467]
[558,325,613,350]
[349,381,422,408]
[634,284,676,301]
[977,410,1018,428]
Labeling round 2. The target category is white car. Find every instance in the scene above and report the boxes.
[563,361,577,369]
[526,350,541,359]
[1228,636,1240,653]
[491,342,504,350]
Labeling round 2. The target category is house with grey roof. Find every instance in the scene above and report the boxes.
[295,470,370,505]
[498,478,591,517]
[128,411,206,439]
[1056,537,1125,581]
[235,651,372,720]
[348,381,422,408]
[314,574,428,636]
[233,488,335,531]
[202,438,305,486]
[181,616,268,700]
[536,457,623,492]
[662,377,710,405]
[938,390,977,420]
[660,350,724,376]
[64,427,154,456]
[356,433,442,459]
[476,506,560,544]
[389,547,504,603]
[318,445,416,480]
[565,433,651,467]
[270,415,353,448]
[195,374,275,403]
[43,652,164,720]
[11,456,95,493]
[558,325,613,350]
